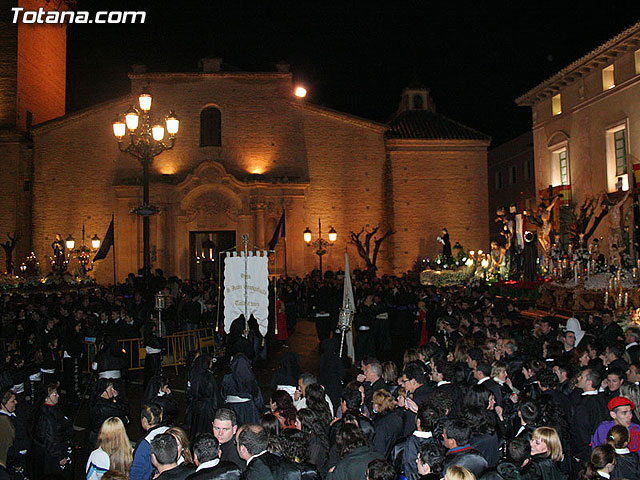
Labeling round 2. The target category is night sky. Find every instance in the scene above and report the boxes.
[66,1,640,146]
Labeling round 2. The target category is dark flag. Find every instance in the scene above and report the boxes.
[268,212,286,250]
[93,217,114,261]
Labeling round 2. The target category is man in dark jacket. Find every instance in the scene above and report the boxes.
[474,362,503,407]
[442,419,488,477]
[359,358,389,413]
[402,404,440,479]
[213,408,245,470]
[187,433,241,480]
[571,368,608,466]
[150,434,194,480]
[237,424,301,480]
[402,361,433,436]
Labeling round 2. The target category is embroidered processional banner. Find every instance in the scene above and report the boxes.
[223,251,270,336]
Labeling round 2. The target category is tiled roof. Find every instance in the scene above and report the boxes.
[386,109,490,141]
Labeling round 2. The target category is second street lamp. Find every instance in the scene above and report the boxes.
[112,88,179,285]
[303,218,337,275]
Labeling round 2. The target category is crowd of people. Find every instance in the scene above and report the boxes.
[0,269,640,480]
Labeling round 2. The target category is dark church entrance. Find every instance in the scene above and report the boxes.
[189,231,236,282]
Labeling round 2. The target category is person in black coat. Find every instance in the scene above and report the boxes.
[279,429,320,480]
[328,423,384,480]
[601,311,624,347]
[571,368,608,465]
[442,418,488,478]
[62,319,85,403]
[93,335,127,382]
[479,436,530,480]
[150,434,195,480]
[144,317,164,387]
[297,408,330,477]
[606,423,640,480]
[271,352,301,391]
[522,427,564,480]
[88,378,129,448]
[371,390,404,458]
[187,433,241,480]
[221,354,264,427]
[318,338,345,411]
[187,354,223,439]
[144,375,179,426]
[402,403,441,479]
[236,424,301,480]
[31,384,74,479]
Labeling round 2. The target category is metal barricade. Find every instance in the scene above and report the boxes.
[83,328,219,374]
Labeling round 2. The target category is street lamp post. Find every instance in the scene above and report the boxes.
[65,224,101,274]
[303,218,337,275]
[112,88,179,285]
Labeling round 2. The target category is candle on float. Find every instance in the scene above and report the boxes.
[604,290,609,306]
[625,292,629,309]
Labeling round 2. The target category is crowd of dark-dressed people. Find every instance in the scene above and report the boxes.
[1,268,640,480]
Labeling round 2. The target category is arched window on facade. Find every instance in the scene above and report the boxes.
[200,107,222,147]
[413,94,423,109]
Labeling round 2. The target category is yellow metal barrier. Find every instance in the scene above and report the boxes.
[82,328,219,374]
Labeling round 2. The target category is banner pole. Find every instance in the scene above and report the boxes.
[242,234,249,329]
[111,214,116,285]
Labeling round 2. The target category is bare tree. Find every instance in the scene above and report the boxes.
[349,226,394,275]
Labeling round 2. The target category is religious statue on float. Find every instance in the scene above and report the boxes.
[437,228,452,260]
[604,189,632,253]
[51,233,66,273]
[537,194,561,258]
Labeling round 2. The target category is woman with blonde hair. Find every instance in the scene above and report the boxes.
[166,426,194,466]
[443,465,476,480]
[526,426,564,480]
[86,417,132,480]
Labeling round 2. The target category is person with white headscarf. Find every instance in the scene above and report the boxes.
[565,317,585,347]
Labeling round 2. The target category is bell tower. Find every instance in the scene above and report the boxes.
[396,83,436,116]
[0,0,68,130]
[0,0,69,269]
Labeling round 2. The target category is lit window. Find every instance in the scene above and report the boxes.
[602,65,615,90]
[510,165,517,185]
[495,171,503,189]
[635,49,640,75]
[606,125,629,192]
[200,107,222,147]
[552,94,562,116]
[559,151,569,185]
[551,148,569,187]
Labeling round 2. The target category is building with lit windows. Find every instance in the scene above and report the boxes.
[516,21,640,248]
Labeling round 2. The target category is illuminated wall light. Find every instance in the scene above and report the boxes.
[158,164,177,175]
[294,86,307,98]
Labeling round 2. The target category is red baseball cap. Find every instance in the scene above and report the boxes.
[608,396,636,411]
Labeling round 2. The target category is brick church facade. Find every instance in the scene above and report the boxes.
[1,1,490,284]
